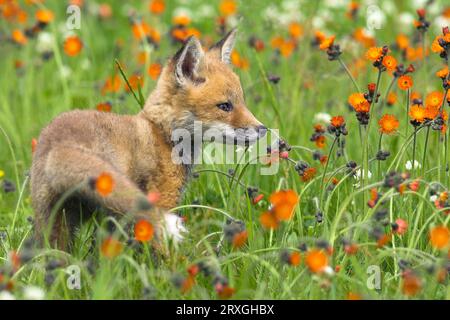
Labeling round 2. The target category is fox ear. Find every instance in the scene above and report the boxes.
[210,28,237,64]
[173,36,205,86]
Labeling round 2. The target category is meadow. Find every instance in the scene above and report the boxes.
[0,0,449,300]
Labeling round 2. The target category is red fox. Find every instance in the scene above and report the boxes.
[30,29,266,249]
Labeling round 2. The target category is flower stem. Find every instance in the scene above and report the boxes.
[412,126,417,176]
[338,56,361,92]
[377,133,383,180]
[421,125,430,178]
[320,136,338,206]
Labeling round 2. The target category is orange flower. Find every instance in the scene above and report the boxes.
[431,36,444,53]
[132,21,151,40]
[378,114,399,134]
[397,75,413,90]
[232,230,248,248]
[436,66,449,79]
[11,29,27,45]
[347,292,362,300]
[279,39,296,57]
[289,252,302,266]
[96,101,112,112]
[101,237,123,258]
[219,0,237,17]
[149,0,165,15]
[429,226,449,249]
[348,93,370,112]
[181,275,195,293]
[63,35,83,56]
[425,105,439,120]
[35,9,54,24]
[102,74,122,95]
[365,47,383,61]
[382,55,397,71]
[305,249,328,273]
[387,92,397,106]
[31,138,38,153]
[259,211,279,229]
[402,273,422,296]
[319,35,335,50]
[172,15,191,26]
[230,50,249,69]
[410,91,421,102]
[288,22,303,39]
[95,172,115,196]
[216,285,235,299]
[409,104,426,123]
[124,74,143,92]
[148,63,162,80]
[396,34,409,50]
[134,219,154,242]
[269,189,299,221]
[425,91,444,109]
[301,167,317,182]
[330,116,345,128]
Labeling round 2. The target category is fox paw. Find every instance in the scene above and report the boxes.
[163,213,187,242]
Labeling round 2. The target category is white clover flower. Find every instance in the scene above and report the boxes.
[23,286,45,300]
[398,12,414,29]
[405,160,421,171]
[60,65,72,79]
[323,266,335,276]
[412,0,428,9]
[173,7,192,20]
[434,16,450,32]
[36,32,54,53]
[430,195,438,202]
[0,291,15,300]
[314,112,332,123]
[198,4,214,18]
[312,16,325,29]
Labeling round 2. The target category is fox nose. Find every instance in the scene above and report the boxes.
[257,125,267,137]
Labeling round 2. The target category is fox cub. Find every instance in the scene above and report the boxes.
[30,29,266,249]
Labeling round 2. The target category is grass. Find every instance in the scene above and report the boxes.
[0,0,449,300]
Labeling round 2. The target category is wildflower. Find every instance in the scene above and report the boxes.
[134,219,154,242]
[124,74,143,92]
[328,116,348,136]
[396,34,409,50]
[35,9,54,24]
[313,112,331,123]
[280,250,301,266]
[430,27,450,60]
[392,218,408,235]
[216,284,235,299]
[224,219,247,248]
[248,36,265,52]
[397,75,413,90]
[11,29,27,45]
[95,172,115,196]
[288,22,303,39]
[378,114,399,134]
[230,51,249,69]
[148,63,162,80]
[347,292,362,300]
[0,170,4,179]
[100,237,123,258]
[269,190,299,221]
[63,35,83,56]
[23,286,45,300]
[319,35,335,50]
[436,66,449,79]
[429,226,449,249]
[413,8,430,33]
[294,161,316,181]
[220,0,237,17]
[382,55,397,71]
[96,101,112,112]
[310,124,326,148]
[366,47,383,61]
[305,249,328,273]
[409,104,426,124]
[343,241,359,255]
[149,0,165,15]
[367,188,381,208]
[101,75,122,95]
[2,180,16,193]
[402,272,422,296]
[348,93,370,113]
[425,91,444,109]
[259,211,279,229]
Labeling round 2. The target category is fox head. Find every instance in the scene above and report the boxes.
[156,29,266,145]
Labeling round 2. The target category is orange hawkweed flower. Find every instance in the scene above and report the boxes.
[397,75,413,90]
[148,63,162,80]
[365,47,383,61]
[425,91,444,109]
[132,21,151,40]
[409,104,426,123]
[101,237,123,258]
[230,50,249,69]
[347,292,362,300]
[35,9,54,24]
[124,74,143,92]
[378,114,399,134]
[95,172,115,196]
[149,0,165,15]
[289,252,302,266]
[232,230,248,248]
[431,36,444,53]
[402,273,422,296]
[382,55,397,71]
[429,226,449,249]
[396,34,409,50]
[101,74,122,95]
[348,93,370,112]
[269,189,299,221]
[134,219,154,242]
[220,0,236,17]
[216,285,235,299]
[301,167,317,182]
[330,115,345,128]
[387,92,397,106]
[436,66,449,79]
[172,15,191,26]
[31,138,38,153]
[96,101,112,112]
[11,29,27,45]
[288,22,303,39]
[305,249,328,273]
[319,35,335,50]
[63,35,83,56]
[259,211,279,229]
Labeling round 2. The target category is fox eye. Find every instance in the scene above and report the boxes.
[216,102,233,112]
